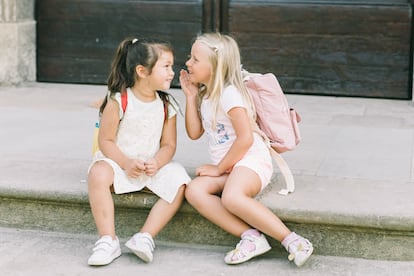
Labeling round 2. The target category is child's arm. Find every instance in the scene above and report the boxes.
[99,98,146,178]
[218,107,253,172]
[179,69,204,139]
[197,107,253,177]
[144,115,177,176]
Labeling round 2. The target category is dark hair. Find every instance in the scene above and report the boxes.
[99,37,174,116]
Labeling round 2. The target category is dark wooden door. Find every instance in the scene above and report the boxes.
[226,0,412,99]
[36,0,413,99]
[36,0,208,86]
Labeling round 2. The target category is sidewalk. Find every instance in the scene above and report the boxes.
[1,227,414,276]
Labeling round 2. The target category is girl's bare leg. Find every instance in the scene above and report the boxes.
[140,185,186,237]
[221,166,291,242]
[88,161,116,239]
[185,175,251,237]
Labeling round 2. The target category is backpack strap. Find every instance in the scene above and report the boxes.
[121,90,166,121]
[121,90,128,113]
[256,123,295,195]
[251,123,294,195]
[269,148,295,195]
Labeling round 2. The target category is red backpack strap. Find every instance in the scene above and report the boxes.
[120,90,165,120]
[121,91,128,113]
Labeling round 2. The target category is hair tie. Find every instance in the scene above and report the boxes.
[132,38,138,44]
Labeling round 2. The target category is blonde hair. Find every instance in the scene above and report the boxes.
[195,33,256,126]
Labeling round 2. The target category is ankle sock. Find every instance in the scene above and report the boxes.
[281,232,300,252]
[241,229,261,238]
[239,229,261,252]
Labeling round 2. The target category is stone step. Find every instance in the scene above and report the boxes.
[1,178,413,262]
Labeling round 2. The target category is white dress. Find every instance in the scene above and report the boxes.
[89,88,191,204]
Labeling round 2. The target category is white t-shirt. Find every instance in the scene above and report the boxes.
[200,85,269,165]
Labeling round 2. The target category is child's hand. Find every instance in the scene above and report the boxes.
[125,159,146,178]
[144,158,159,176]
[196,164,222,177]
[179,69,198,98]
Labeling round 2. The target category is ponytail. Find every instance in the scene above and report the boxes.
[99,38,136,115]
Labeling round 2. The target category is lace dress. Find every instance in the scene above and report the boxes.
[89,88,190,203]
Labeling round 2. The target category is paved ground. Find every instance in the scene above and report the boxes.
[1,227,414,276]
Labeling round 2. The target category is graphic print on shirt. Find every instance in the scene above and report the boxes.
[216,123,229,144]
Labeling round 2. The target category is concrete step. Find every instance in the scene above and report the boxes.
[1,178,413,262]
[1,82,414,263]
[1,227,414,276]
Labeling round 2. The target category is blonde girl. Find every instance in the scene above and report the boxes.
[179,33,313,266]
[87,37,190,266]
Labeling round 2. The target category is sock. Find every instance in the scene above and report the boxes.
[281,232,300,252]
[241,229,261,238]
[237,229,261,254]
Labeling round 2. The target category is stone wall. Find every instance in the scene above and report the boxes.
[0,0,35,85]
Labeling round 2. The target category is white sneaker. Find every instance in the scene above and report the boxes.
[125,232,155,263]
[88,235,121,266]
[224,233,271,264]
[283,232,313,267]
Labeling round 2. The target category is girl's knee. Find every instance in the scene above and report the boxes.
[184,183,197,203]
[184,181,206,206]
[221,190,243,213]
[88,162,113,188]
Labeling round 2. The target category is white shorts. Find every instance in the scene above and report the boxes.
[234,151,273,191]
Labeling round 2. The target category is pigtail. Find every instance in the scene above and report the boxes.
[108,40,131,93]
[99,39,135,115]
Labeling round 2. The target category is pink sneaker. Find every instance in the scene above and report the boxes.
[282,232,313,267]
[224,230,271,265]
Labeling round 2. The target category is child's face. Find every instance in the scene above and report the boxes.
[148,51,175,91]
[185,41,212,86]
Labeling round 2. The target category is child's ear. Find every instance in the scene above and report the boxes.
[135,65,148,78]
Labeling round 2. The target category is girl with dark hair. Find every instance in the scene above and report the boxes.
[87,37,190,266]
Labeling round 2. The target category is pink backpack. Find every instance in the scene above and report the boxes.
[244,72,301,153]
[243,71,301,195]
